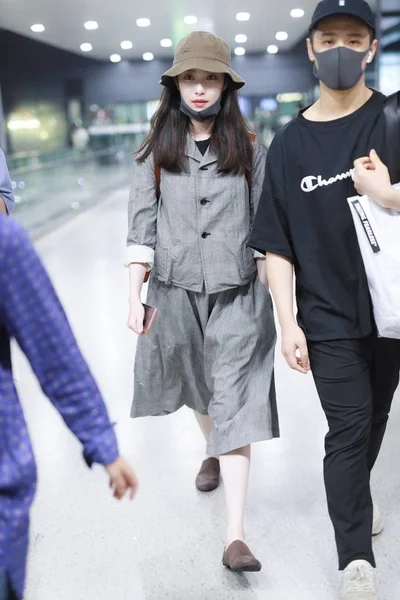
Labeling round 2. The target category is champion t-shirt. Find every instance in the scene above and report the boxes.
[249,90,388,341]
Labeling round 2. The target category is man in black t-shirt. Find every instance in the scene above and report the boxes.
[250,1,400,599]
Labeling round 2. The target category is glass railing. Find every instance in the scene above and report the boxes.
[9,145,136,238]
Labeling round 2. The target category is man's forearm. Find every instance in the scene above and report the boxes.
[266,252,296,329]
[385,187,400,211]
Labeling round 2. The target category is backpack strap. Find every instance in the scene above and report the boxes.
[246,132,256,196]
[155,163,161,200]
[383,92,400,184]
[143,163,161,282]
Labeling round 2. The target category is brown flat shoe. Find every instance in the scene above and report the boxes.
[222,541,262,572]
[195,457,220,492]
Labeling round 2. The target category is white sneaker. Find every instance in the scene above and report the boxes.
[372,500,384,536]
[339,560,378,600]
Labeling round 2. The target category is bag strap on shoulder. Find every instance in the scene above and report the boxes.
[246,132,256,196]
[155,163,161,201]
[383,92,400,184]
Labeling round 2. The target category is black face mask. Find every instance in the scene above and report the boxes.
[180,97,222,122]
[313,46,371,91]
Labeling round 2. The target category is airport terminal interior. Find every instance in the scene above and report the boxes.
[0,0,400,598]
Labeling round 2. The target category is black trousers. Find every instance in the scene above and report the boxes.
[308,336,400,570]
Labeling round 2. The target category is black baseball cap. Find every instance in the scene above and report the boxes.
[309,0,376,34]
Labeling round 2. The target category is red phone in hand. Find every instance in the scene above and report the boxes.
[142,303,158,334]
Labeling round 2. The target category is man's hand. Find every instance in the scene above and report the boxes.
[353,150,392,206]
[105,457,138,500]
[0,198,7,214]
[281,323,310,374]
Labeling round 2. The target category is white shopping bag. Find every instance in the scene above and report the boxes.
[347,183,400,338]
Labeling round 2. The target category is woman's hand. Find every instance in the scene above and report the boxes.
[127,298,145,335]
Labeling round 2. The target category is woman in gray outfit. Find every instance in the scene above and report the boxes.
[126,31,278,571]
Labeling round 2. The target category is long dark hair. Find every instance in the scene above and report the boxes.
[136,78,253,177]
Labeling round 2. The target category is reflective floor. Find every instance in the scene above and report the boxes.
[14,189,400,600]
[11,150,131,237]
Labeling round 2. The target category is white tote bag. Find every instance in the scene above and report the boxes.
[348,183,400,338]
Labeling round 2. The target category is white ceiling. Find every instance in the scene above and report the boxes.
[0,0,332,61]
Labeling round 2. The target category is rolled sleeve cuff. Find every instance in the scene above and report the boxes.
[124,245,154,269]
[83,425,120,468]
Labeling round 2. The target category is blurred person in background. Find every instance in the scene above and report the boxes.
[0,209,138,599]
[125,31,278,572]
[71,120,90,155]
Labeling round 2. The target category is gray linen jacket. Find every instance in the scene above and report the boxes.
[126,134,267,294]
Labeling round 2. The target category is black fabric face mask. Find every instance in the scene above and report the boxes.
[180,97,222,122]
[313,46,371,91]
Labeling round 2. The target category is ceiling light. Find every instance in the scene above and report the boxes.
[184,16,198,25]
[143,52,154,61]
[31,24,45,33]
[236,12,250,21]
[120,40,133,50]
[234,47,246,56]
[160,38,173,48]
[276,31,288,41]
[267,45,279,54]
[84,21,98,30]
[80,43,93,52]
[235,34,248,43]
[110,54,121,63]
[290,8,305,18]
[137,18,151,27]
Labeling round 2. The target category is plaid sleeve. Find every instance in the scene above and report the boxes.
[0,150,15,214]
[249,145,295,261]
[0,218,120,467]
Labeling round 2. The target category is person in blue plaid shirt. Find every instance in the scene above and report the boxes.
[0,149,14,215]
[0,180,138,598]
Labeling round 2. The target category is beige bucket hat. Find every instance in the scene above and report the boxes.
[160,31,245,89]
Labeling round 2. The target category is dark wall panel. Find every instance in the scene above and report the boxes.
[0,29,315,113]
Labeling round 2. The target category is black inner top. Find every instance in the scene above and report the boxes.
[196,138,211,156]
